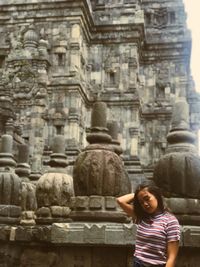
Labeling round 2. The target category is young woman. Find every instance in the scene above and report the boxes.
[117,183,180,267]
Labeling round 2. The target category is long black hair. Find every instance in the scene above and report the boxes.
[133,182,167,223]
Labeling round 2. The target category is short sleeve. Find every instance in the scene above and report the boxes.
[166,215,180,242]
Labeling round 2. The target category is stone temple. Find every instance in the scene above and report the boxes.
[0,0,200,266]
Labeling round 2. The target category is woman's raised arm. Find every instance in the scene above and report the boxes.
[116,193,135,217]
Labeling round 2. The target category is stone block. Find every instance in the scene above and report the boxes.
[105,196,116,210]
[105,224,124,244]
[167,198,200,215]
[51,222,136,245]
[167,198,187,214]
[36,207,51,217]
[75,196,89,210]
[69,196,76,209]
[51,206,63,217]
[0,205,9,216]
[9,206,21,217]
[15,226,32,241]
[51,223,84,243]
[187,199,200,214]
[0,226,10,241]
[124,224,137,244]
[9,226,17,241]
[84,224,105,244]
[182,226,200,247]
[89,196,103,210]
[25,211,35,219]
[62,207,71,217]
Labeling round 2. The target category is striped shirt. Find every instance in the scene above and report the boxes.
[134,211,180,265]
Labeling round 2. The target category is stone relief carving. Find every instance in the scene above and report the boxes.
[0,24,50,104]
[155,63,172,99]
[145,8,172,29]
[0,1,199,266]
[12,62,36,98]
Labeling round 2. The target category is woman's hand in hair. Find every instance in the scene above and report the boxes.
[116,193,135,217]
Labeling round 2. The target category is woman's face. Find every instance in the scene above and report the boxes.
[137,188,159,214]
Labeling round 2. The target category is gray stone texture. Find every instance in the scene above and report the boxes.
[0,0,200,266]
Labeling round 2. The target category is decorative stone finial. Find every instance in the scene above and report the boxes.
[154,98,200,225]
[29,156,42,183]
[86,101,112,144]
[36,135,74,224]
[107,120,123,155]
[166,99,196,149]
[5,118,14,136]
[49,135,68,168]
[15,144,37,226]
[0,135,22,224]
[0,134,16,168]
[72,101,131,222]
[171,98,189,130]
[23,24,39,50]
[15,144,31,180]
[38,38,49,57]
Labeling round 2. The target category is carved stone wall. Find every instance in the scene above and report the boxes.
[0,0,199,179]
[0,0,200,266]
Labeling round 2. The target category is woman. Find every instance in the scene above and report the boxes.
[117,183,180,267]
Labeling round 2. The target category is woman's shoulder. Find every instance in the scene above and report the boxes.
[162,211,180,224]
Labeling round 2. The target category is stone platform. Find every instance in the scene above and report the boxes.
[0,222,200,266]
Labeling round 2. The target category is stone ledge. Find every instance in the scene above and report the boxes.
[0,224,199,248]
[51,222,136,245]
[182,226,200,247]
[51,224,200,247]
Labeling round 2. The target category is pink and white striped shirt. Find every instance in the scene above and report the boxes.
[134,211,180,265]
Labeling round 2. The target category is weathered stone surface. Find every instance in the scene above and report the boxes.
[74,149,130,196]
[154,152,200,198]
[0,0,199,174]
[36,135,74,224]
[0,0,199,266]
[182,226,200,247]
[20,249,58,267]
[154,100,200,199]
[51,222,136,245]
[73,101,131,198]
[0,135,22,224]
[36,172,74,207]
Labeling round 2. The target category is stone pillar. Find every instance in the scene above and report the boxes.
[15,144,31,181]
[29,156,42,184]
[66,106,81,171]
[130,128,138,157]
[124,127,145,192]
[65,92,82,164]
[5,118,14,136]
[69,24,81,75]
[0,118,4,135]
[15,144,37,225]
[0,135,22,224]
[129,45,138,89]
[107,120,122,155]
[30,104,46,173]
[68,107,80,145]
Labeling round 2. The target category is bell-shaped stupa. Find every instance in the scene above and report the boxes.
[72,101,131,222]
[154,98,200,225]
[0,135,22,224]
[36,135,74,224]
